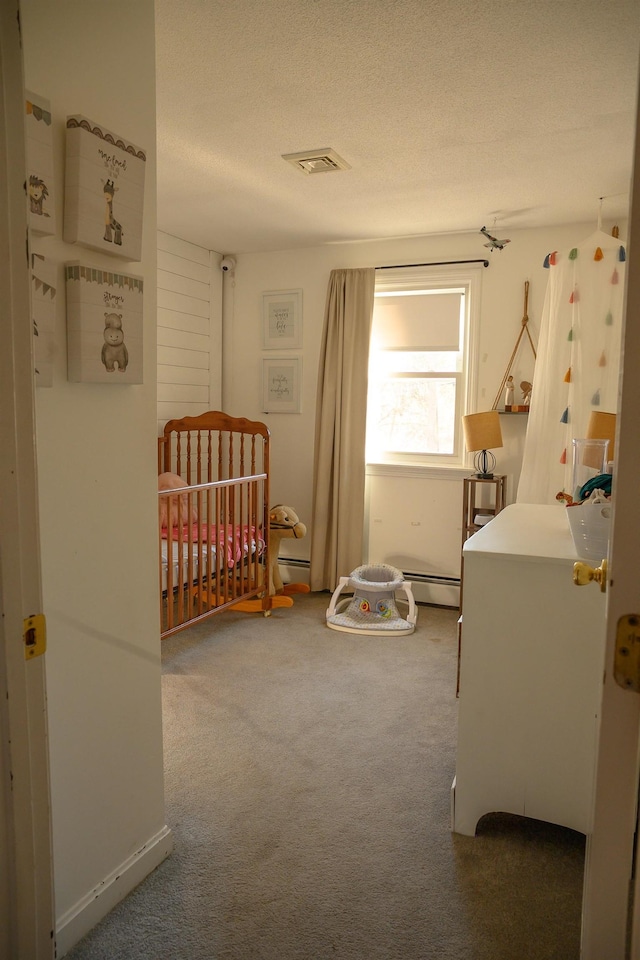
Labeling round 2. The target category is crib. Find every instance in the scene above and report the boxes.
[158,411,272,638]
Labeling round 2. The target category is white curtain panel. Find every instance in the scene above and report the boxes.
[310,268,375,591]
[517,230,626,504]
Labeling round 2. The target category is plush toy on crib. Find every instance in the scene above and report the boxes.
[158,472,198,527]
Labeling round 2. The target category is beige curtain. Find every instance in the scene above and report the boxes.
[309,267,375,591]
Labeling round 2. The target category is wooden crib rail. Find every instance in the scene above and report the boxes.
[157,436,167,475]
[163,411,270,443]
[161,411,270,486]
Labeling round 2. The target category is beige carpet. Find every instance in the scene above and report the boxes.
[67,592,584,959]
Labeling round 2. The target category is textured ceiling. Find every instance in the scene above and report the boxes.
[155,0,640,254]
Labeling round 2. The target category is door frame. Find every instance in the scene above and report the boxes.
[580,80,640,958]
[0,2,55,956]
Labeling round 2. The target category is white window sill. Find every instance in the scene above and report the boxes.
[366,461,472,481]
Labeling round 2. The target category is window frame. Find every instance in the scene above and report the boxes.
[366,263,482,469]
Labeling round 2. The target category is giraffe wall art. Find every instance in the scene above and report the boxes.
[63,115,146,262]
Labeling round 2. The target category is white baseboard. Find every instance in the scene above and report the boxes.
[55,824,173,957]
[410,579,460,608]
[278,560,310,587]
[278,561,459,608]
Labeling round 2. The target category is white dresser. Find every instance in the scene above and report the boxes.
[452,503,607,837]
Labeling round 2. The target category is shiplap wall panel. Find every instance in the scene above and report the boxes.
[157,307,209,337]
[157,249,210,284]
[157,231,223,437]
[158,382,209,404]
[157,326,210,352]
[157,400,208,424]
[157,269,210,302]
[157,345,209,369]
[157,287,210,319]
[157,231,209,266]
[157,364,209,386]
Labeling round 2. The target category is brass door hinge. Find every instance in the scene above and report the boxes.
[23,614,46,660]
[614,615,640,692]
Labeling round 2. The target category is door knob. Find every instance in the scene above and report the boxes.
[573,559,608,593]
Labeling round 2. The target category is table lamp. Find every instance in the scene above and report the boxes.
[585,410,616,464]
[462,411,504,478]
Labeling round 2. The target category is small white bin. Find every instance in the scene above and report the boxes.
[566,499,611,562]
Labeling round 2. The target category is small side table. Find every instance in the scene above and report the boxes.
[461,475,507,548]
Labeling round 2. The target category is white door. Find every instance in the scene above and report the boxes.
[0,3,55,957]
[580,80,640,958]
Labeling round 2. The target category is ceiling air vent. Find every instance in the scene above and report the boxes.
[282,148,351,175]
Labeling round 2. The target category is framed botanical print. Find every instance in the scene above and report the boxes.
[262,357,301,413]
[262,289,302,349]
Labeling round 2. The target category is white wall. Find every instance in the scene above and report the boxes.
[157,231,222,431]
[21,2,170,954]
[224,222,626,587]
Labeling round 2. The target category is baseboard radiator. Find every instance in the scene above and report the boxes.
[278,558,460,608]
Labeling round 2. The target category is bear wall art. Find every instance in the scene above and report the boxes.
[63,115,146,262]
[66,263,143,384]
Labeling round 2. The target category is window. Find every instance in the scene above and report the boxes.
[365,265,480,466]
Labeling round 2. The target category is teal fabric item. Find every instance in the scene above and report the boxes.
[579,474,612,500]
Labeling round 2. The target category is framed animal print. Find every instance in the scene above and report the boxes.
[63,116,146,261]
[25,91,56,235]
[65,263,144,384]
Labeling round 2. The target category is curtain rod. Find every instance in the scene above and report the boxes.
[375,258,489,270]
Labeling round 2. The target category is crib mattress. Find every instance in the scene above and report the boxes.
[160,523,264,592]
